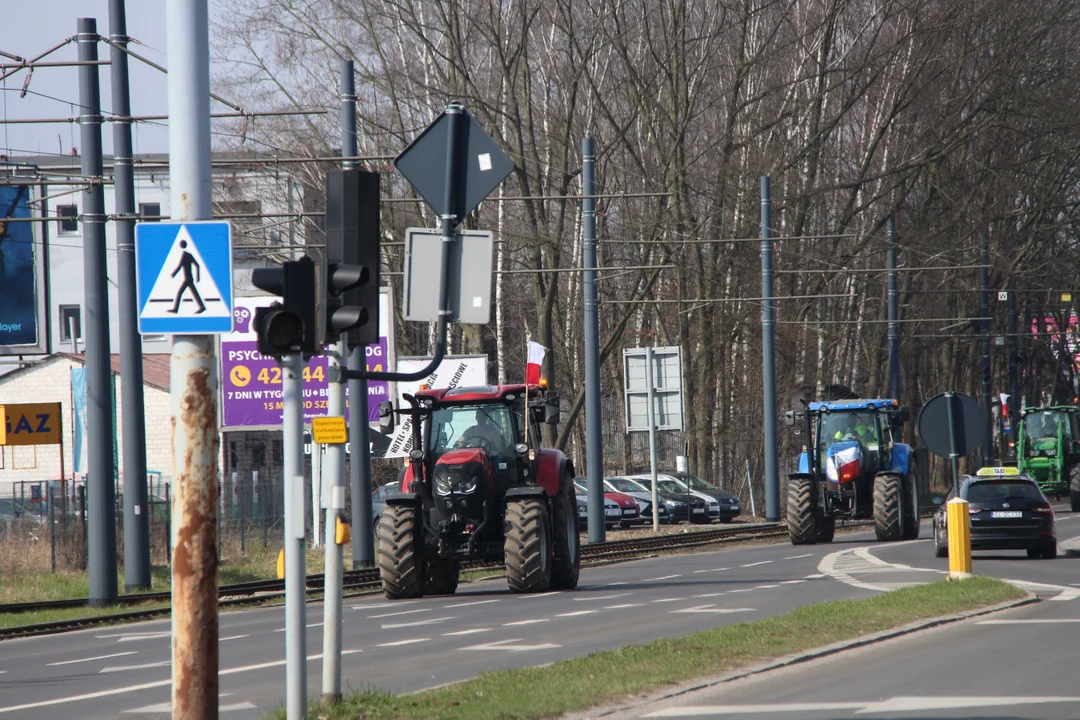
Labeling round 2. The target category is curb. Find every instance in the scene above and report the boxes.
[569,589,1038,719]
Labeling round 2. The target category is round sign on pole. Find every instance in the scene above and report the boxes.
[917,392,985,458]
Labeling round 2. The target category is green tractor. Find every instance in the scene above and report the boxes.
[1016,406,1080,510]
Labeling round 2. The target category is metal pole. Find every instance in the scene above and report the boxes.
[646,346,659,532]
[760,176,780,521]
[980,230,992,465]
[166,1,218,717]
[322,340,346,707]
[1008,285,1019,442]
[582,137,605,543]
[49,487,56,573]
[887,216,901,400]
[78,17,119,607]
[311,444,321,548]
[110,0,151,592]
[945,392,961,493]
[341,62,375,569]
[282,353,308,719]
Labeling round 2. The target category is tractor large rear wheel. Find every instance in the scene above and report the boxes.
[424,559,460,596]
[787,477,819,545]
[901,463,921,540]
[1069,465,1080,512]
[376,505,424,599]
[874,473,903,542]
[550,479,581,590]
[504,497,553,593]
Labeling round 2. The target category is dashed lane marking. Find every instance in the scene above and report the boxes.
[382,618,453,630]
[785,554,813,560]
[754,584,781,589]
[219,635,249,642]
[459,638,561,652]
[574,593,632,602]
[48,652,138,667]
[644,574,682,582]
[649,598,681,603]
[441,628,492,636]
[99,661,171,674]
[779,580,807,585]
[556,610,598,617]
[741,561,772,567]
[603,603,644,609]
[445,599,500,608]
[670,606,755,615]
[367,608,431,619]
[692,568,729,574]
[376,638,429,647]
[503,619,549,626]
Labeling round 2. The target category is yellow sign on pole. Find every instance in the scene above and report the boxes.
[0,402,63,446]
[311,416,348,444]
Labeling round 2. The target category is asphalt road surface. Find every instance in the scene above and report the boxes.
[1,509,1077,719]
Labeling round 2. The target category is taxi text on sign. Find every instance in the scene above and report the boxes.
[312,416,348,445]
[0,402,62,446]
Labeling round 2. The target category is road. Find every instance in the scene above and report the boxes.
[0,510,1077,719]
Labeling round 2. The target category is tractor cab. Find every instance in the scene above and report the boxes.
[1017,406,1080,498]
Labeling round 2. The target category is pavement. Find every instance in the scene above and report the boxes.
[0,508,1077,719]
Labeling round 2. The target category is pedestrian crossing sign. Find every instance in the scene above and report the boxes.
[135,221,234,334]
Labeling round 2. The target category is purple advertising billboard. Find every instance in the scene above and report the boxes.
[219,291,393,428]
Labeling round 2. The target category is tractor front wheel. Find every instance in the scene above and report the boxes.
[376,505,424,599]
[550,478,581,590]
[1069,465,1080,512]
[901,463,921,540]
[504,497,553,593]
[874,473,903,542]
[786,477,819,545]
[816,515,836,543]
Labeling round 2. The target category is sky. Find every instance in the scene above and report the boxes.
[1,0,226,158]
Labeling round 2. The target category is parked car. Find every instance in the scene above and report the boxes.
[933,468,1056,559]
[0,499,44,531]
[371,481,401,525]
[603,476,693,523]
[632,474,718,523]
[574,478,642,527]
[575,491,623,529]
[663,471,741,522]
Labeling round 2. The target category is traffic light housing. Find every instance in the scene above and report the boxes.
[251,256,319,358]
[325,168,380,346]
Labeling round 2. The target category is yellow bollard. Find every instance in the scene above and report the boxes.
[276,548,286,580]
[946,497,973,579]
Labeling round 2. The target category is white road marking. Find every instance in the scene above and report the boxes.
[728,589,753,593]
[445,599,500,608]
[47,652,138,667]
[376,638,429,647]
[804,573,825,579]
[219,635,249,642]
[603,603,644,609]
[125,702,257,714]
[367,608,431,619]
[441,628,492,636]
[644,574,682,582]
[274,622,324,633]
[741,560,772,567]
[503,619,549,626]
[459,638,560,652]
[95,631,170,641]
[645,696,1080,716]
[518,592,561,599]
[99,661,171,674]
[383,618,452,630]
[670,606,755,615]
[785,554,813,560]
[754,584,781,590]
[574,593,631,602]
[0,652,360,714]
[556,610,598,617]
[692,593,727,598]
[649,598,681,603]
[348,601,418,610]
[597,582,630,587]
[978,619,1080,625]
[692,568,729,574]
[779,580,807,585]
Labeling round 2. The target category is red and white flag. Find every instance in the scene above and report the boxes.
[526,341,546,384]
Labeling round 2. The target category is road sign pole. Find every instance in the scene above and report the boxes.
[77,16,119,609]
[945,392,960,493]
[165,1,219,717]
[582,137,605,544]
[760,176,780,522]
[1007,285,1020,429]
[646,346,660,532]
[282,352,308,719]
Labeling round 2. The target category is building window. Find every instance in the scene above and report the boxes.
[139,202,161,222]
[57,204,78,234]
[59,305,82,342]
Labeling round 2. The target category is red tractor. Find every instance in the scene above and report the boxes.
[374,384,580,598]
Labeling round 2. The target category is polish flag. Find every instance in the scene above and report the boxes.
[526,341,546,384]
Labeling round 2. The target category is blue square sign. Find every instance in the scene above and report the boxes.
[135,221,234,334]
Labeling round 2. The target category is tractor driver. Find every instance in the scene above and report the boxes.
[459,408,508,453]
[833,417,877,447]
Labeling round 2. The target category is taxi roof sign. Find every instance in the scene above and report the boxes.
[976,466,1021,477]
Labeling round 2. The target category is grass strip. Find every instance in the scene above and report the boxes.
[289,577,1022,720]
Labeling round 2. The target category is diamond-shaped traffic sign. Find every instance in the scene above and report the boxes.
[394,104,514,220]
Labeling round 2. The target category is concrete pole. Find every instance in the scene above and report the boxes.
[78,17,119,607]
[165,1,219,717]
[980,230,992,466]
[110,0,151,592]
[760,177,780,522]
[310,443,321,548]
[887,216,901,401]
[646,346,659,532]
[283,353,307,718]
[582,137,605,543]
[321,341,346,707]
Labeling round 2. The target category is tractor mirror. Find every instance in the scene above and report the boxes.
[377,401,395,433]
[899,408,910,423]
[545,392,561,425]
[784,411,796,427]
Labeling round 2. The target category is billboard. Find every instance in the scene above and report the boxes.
[382,354,488,459]
[0,185,48,355]
[219,289,394,429]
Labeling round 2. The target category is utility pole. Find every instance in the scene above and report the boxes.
[78,16,118,608]
[760,177,780,522]
[1008,284,1019,428]
[166,0,219,717]
[980,230,992,465]
[582,137,604,543]
[283,354,307,718]
[109,0,151,592]
[887,216,901,401]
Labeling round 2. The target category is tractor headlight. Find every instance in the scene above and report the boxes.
[434,476,453,495]
[458,476,478,494]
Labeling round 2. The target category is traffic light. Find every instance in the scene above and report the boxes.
[251,256,319,358]
[325,168,380,346]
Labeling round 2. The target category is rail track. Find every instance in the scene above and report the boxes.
[0,516,897,640]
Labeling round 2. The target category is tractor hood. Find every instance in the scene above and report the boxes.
[437,447,489,466]
[825,441,863,485]
[432,447,494,497]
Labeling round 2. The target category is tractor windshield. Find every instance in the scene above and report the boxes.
[1024,411,1067,444]
[428,404,515,456]
[819,411,879,449]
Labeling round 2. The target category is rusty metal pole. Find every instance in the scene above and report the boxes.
[166,0,219,718]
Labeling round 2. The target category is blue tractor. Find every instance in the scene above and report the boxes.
[784,399,922,544]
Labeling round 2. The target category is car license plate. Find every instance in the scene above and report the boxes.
[991,511,1022,518]
[622,508,636,515]
[606,509,620,517]
[693,508,705,514]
